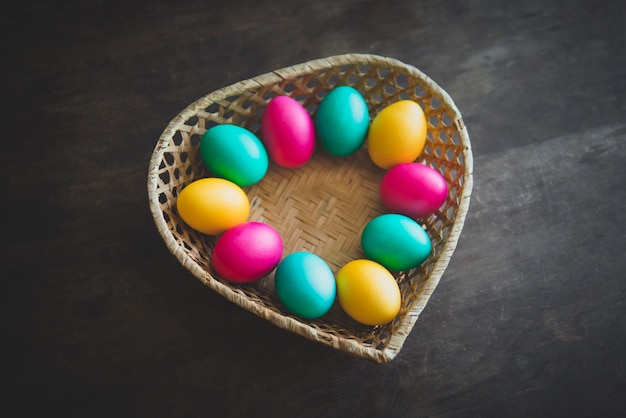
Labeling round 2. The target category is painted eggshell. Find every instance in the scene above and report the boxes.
[200,124,268,187]
[361,214,432,271]
[336,259,401,326]
[380,162,448,219]
[212,222,283,283]
[176,178,249,235]
[274,252,336,319]
[367,100,427,169]
[260,96,315,168]
[315,86,369,157]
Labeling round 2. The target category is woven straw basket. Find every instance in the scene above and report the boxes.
[147,54,473,363]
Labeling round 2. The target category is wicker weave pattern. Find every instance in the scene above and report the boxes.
[147,54,473,363]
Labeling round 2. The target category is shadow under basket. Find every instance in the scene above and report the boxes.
[147,53,473,363]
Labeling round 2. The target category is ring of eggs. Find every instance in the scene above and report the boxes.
[176,86,448,326]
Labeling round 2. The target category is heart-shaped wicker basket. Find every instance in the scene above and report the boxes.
[147,53,473,363]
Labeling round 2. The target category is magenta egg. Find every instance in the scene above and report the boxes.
[211,222,283,283]
[260,96,315,168]
[380,162,448,219]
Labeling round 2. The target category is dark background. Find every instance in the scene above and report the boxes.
[4,0,626,416]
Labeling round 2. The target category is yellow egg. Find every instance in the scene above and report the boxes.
[176,178,249,235]
[367,100,427,169]
[336,259,401,326]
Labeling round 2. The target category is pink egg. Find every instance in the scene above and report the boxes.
[211,222,283,283]
[260,96,315,168]
[380,162,448,219]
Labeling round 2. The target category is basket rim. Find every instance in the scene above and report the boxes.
[147,53,474,363]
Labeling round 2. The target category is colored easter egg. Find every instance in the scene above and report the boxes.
[336,259,401,326]
[274,252,336,319]
[200,124,268,187]
[380,162,448,218]
[361,214,432,271]
[315,86,370,156]
[260,96,315,168]
[212,222,283,283]
[176,178,249,235]
[367,100,427,169]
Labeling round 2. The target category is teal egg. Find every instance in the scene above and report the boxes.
[200,124,269,187]
[361,214,432,271]
[274,252,336,319]
[315,86,370,156]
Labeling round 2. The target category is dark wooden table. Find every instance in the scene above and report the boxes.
[5,1,626,416]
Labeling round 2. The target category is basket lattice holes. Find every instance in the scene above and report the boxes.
[152,57,469,362]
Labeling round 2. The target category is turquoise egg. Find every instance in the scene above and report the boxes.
[200,124,269,187]
[361,214,432,271]
[315,86,370,156]
[274,252,336,319]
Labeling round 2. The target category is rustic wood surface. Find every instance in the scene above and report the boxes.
[4,1,626,416]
